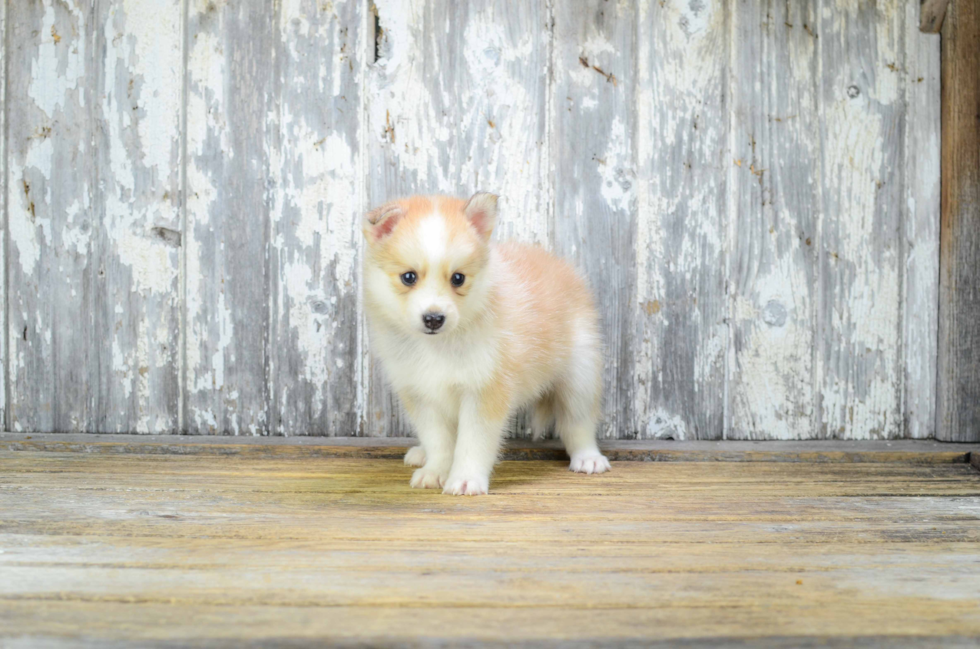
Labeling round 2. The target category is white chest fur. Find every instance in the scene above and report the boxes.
[370,323,499,403]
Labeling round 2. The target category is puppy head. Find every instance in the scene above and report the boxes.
[363,192,498,336]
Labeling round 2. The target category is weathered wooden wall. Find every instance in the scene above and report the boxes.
[2,0,941,440]
[937,0,980,443]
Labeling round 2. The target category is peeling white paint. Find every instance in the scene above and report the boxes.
[114,231,178,295]
[29,1,87,119]
[280,117,358,285]
[458,6,548,244]
[597,117,633,213]
[4,0,940,439]
[369,0,455,192]
[644,408,688,440]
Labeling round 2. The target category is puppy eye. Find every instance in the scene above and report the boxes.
[451,272,465,287]
[400,271,417,286]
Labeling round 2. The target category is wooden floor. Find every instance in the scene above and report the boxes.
[2,440,980,647]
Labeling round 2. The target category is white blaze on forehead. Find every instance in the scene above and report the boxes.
[417,213,448,263]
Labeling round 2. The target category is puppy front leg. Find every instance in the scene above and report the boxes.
[402,396,456,489]
[443,390,509,496]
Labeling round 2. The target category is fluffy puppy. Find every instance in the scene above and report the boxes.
[362,192,610,495]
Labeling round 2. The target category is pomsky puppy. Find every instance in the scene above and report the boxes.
[362,192,610,495]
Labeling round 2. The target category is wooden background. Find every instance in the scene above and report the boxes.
[3,0,942,440]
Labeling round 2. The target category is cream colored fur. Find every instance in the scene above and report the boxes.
[363,193,610,495]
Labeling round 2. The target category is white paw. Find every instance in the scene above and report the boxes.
[404,445,427,467]
[410,465,447,489]
[569,452,611,475]
[442,473,489,496]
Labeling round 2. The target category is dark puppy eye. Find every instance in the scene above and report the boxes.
[451,272,465,287]
[400,271,417,286]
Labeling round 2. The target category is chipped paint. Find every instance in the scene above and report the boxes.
[2,0,940,439]
[632,0,728,439]
[901,0,940,439]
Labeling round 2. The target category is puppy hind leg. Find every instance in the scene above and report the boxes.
[556,407,610,474]
[554,337,610,475]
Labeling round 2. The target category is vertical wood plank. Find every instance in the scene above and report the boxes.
[553,0,636,439]
[903,2,940,439]
[365,0,550,437]
[7,0,90,432]
[1,0,6,430]
[727,0,819,439]
[457,0,551,440]
[634,0,728,440]
[817,1,906,438]
[364,0,459,437]
[937,0,980,442]
[100,0,184,433]
[185,1,274,434]
[6,0,182,433]
[269,0,363,436]
[454,0,551,247]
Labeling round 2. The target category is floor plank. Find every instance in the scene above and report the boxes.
[1,451,979,646]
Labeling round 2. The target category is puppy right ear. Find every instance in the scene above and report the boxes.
[363,202,405,243]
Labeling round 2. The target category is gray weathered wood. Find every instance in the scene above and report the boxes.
[3,451,980,645]
[553,0,636,439]
[634,0,728,440]
[904,2,941,438]
[937,0,980,443]
[0,0,946,440]
[365,0,461,437]
[1,432,975,464]
[817,1,906,439]
[1,0,6,430]
[919,0,949,33]
[184,1,276,434]
[728,0,819,440]
[365,0,550,437]
[269,0,364,436]
[6,0,183,433]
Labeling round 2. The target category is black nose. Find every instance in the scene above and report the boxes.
[423,313,445,331]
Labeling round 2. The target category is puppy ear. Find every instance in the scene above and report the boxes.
[363,202,405,243]
[464,191,498,240]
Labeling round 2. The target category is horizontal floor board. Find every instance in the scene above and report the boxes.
[2,451,980,644]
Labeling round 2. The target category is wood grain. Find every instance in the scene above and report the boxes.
[184,1,276,434]
[937,0,980,442]
[365,0,447,437]
[365,0,462,437]
[364,0,551,437]
[553,0,637,439]
[817,1,906,439]
[903,0,941,438]
[0,0,945,440]
[0,0,6,430]
[269,0,364,436]
[728,0,818,439]
[0,434,973,464]
[1,452,979,645]
[634,0,729,440]
[6,0,183,433]
[919,0,949,33]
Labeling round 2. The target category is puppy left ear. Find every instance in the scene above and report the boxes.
[363,201,405,243]
[464,191,498,240]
